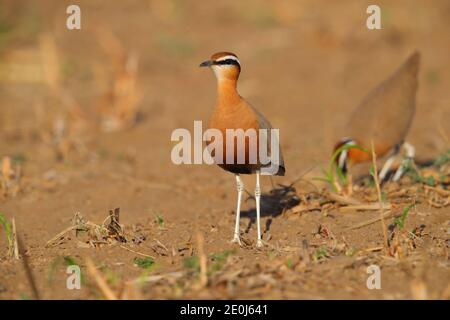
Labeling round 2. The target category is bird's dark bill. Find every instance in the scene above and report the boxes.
[199,60,213,67]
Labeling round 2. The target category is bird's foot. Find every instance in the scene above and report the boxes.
[230,234,242,246]
[256,239,265,249]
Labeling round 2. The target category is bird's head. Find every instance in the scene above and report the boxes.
[199,52,241,82]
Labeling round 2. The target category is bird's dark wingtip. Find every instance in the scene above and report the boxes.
[275,166,286,176]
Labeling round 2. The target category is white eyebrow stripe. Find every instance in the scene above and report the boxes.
[215,55,240,65]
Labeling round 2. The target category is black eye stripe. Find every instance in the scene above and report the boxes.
[215,59,240,67]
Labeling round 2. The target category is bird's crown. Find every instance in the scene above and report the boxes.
[210,52,240,68]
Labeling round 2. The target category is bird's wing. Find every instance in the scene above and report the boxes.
[248,102,285,175]
[348,51,420,152]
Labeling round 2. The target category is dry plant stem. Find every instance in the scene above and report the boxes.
[290,203,321,214]
[371,140,389,252]
[17,235,41,300]
[129,271,184,285]
[339,203,392,212]
[118,245,155,259]
[11,217,19,260]
[362,246,384,252]
[85,257,118,300]
[424,185,450,196]
[45,217,119,247]
[333,180,342,194]
[196,232,208,288]
[326,192,362,206]
[45,225,78,247]
[154,238,169,251]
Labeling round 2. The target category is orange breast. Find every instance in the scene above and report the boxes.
[208,103,260,166]
[347,142,392,164]
[348,147,371,163]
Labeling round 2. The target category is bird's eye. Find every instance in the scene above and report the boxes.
[216,59,239,67]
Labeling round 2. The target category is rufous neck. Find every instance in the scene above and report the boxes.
[216,78,240,105]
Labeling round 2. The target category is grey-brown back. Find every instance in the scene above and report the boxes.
[347,51,420,152]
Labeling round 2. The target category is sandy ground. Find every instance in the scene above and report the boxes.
[0,0,449,299]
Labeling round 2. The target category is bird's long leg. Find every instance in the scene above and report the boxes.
[255,170,263,248]
[393,142,415,181]
[231,174,243,245]
[378,144,401,182]
[378,155,397,182]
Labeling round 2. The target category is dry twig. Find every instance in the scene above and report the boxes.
[196,232,208,288]
[371,141,389,252]
[85,257,118,300]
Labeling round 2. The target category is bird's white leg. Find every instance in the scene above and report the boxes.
[255,171,263,248]
[379,155,397,182]
[393,142,415,181]
[404,142,415,159]
[231,174,243,245]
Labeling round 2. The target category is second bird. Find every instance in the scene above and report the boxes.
[199,52,285,248]
[334,51,421,183]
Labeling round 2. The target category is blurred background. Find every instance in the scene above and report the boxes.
[1,1,449,177]
[0,0,449,299]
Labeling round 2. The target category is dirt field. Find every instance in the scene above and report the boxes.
[0,0,449,300]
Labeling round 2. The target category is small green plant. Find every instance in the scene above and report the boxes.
[434,149,450,167]
[48,255,86,285]
[19,293,32,300]
[313,246,329,261]
[63,256,78,266]
[154,213,165,229]
[99,266,121,285]
[11,153,27,165]
[133,257,155,269]
[403,160,437,186]
[0,213,13,256]
[345,247,357,257]
[209,250,235,273]
[183,256,200,272]
[286,257,295,269]
[394,204,414,229]
[313,143,367,191]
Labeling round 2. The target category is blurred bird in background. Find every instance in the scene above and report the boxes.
[334,51,421,187]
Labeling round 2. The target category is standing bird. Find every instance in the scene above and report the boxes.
[334,51,420,183]
[199,52,285,248]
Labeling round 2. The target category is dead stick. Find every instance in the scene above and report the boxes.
[371,141,389,251]
[339,203,392,212]
[326,192,362,206]
[17,234,41,300]
[348,210,396,230]
[361,246,384,252]
[45,225,77,247]
[118,245,155,259]
[11,217,19,260]
[129,271,184,285]
[153,238,169,251]
[196,232,208,288]
[424,185,450,196]
[85,257,118,300]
